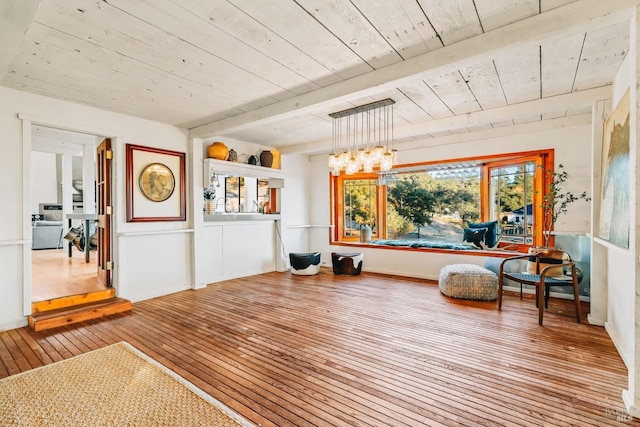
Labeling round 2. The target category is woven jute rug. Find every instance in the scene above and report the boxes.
[0,342,253,427]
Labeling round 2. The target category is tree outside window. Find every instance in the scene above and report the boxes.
[343,179,378,239]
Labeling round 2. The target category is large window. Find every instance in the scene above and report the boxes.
[331,150,552,251]
[334,174,384,242]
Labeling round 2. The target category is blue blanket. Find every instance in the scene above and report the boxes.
[371,239,479,250]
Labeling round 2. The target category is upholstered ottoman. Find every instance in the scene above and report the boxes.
[289,252,321,275]
[438,264,498,301]
[331,252,363,275]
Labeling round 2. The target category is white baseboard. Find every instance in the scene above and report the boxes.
[358,268,592,303]
[0,318,28,332]
[605,321,631,370]
[587,314,605,326]
[622,390,638,420]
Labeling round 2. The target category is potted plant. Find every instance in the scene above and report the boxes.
[203,187,216,214]
[540,164,591,247]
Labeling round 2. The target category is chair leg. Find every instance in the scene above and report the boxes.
[544,284,550,309]
[572,268,582,323]
[537,282,544,326]
[498,274,503,309]
[520,283,523,300]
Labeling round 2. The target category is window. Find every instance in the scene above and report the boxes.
[331,150,552,251]
[225,176,244,212]
[488,160,537,244]
[333,173,384,242]
[344,179,378,239]
[257,179,270,210]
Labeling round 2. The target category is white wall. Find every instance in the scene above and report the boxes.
[0,86,189,330]
[604,51,635,369]
[30,152,57,213]
[280,153,312,267]
[307,124,594,280]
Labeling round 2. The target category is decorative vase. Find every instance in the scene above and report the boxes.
[207,142,229,160]
[260,150,273,168]
[359,224,372,243]
[248,155,258,165]
[204,200,216,214]
[228,149,238,162]
[272,150,281,169]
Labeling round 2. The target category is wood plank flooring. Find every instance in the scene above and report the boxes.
[31,248,104,302]
[1,270,636,426]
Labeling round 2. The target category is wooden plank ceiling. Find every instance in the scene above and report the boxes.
[0,0,632,153]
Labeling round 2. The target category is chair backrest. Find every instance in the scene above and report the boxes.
[526,248,570,277]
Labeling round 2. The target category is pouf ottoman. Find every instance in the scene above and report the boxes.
[331,252,363,276]
[438,264,498,301]
[289,252,321,275]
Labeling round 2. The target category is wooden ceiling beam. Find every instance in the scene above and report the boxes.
[189,0,634,140]
[0,0,42,81]
[280,86,609,154]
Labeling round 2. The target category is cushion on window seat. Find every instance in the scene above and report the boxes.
[371,239,478,250]
[467,221,498,248]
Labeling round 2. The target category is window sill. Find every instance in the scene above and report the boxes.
[330,240,524,258]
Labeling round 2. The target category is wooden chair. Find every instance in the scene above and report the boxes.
[498,251,581,326]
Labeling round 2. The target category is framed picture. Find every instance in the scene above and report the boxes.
[126,144,186,222]
[599,88,630,248]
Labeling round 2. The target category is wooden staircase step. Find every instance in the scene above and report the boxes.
[28,297,132,332]
[32,288,116,314]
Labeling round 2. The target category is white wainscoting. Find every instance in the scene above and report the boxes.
[202,221,277,284]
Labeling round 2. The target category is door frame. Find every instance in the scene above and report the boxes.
[19,114,122,316]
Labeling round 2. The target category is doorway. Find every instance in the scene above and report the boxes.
[30,125,111,302]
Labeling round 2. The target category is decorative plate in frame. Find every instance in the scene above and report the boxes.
[139,163,175,202]
[126,144,186,222]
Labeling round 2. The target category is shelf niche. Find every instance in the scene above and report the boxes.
[203,158,284,185]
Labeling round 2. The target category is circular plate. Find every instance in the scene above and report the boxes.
[139,163,175,202]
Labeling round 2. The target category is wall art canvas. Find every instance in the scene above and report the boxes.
[599,88,630,248]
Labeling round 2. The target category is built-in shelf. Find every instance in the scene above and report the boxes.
[204,213,281,222]
[287,224,334,229]
[203,158,284,185]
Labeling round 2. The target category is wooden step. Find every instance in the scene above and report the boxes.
[32,288,116,314]
[28,297,132,332]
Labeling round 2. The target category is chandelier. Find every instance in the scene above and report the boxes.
[328,98,397,176]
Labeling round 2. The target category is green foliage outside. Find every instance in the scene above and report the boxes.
[420,173,481,223]
[344,180,377,232]
[386,206,413,238]
[385,173,481,238]
[493,165,534,214]
[387,176,435,237]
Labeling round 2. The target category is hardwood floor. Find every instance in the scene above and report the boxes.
[1,270,636,426]
[31,248,104,302]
